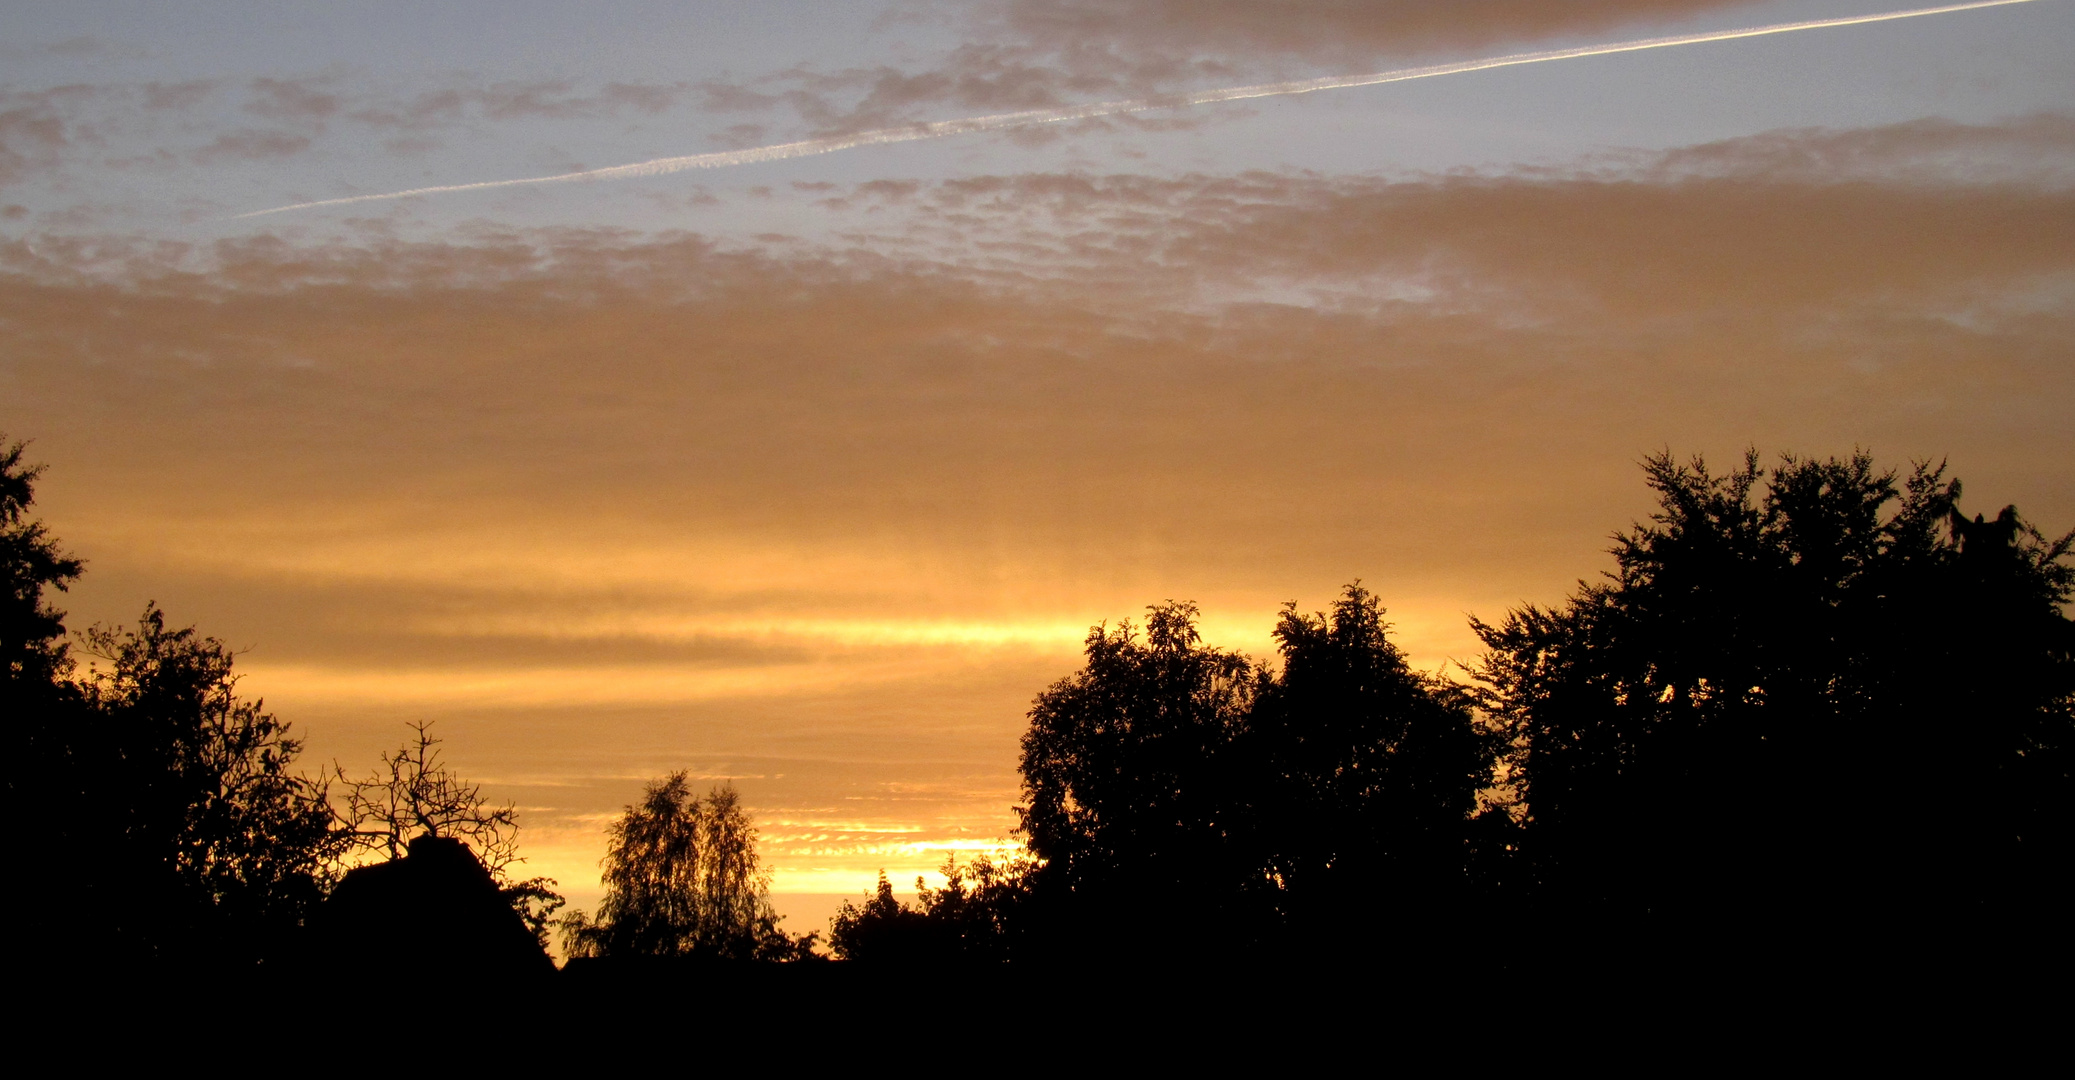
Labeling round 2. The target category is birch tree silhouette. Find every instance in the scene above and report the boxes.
[561,772,816,960]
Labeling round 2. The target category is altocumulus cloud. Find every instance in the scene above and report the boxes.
[4,114,2069,903]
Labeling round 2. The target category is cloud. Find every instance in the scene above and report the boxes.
[6,116,2070,896]
[28,36,113,59]
[0,107,68,186]
[475,80,657,121]
[1645,112,2075,186]
[190,129,312,163]
[702,0,1770,135]
[597,82,682,115]
[0,86,95,185]
[8,120,2069,604]
[350,79,691,128]
[282,5,2043,221]
[382,135,442,157]
[998,0,1771,66]
[246,76,342,125]
[142,80,218,112]
[705,43,1175,138]
[787,113,2075,295]
[0,70,701,197]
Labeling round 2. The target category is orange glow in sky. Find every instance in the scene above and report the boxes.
[5,0,2070,937]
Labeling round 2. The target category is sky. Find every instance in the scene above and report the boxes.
[5,0,2072,941]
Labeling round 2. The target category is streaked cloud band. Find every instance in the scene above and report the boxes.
[235,0,2046,219]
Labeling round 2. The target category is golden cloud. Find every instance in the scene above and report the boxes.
[6,117,2069,903]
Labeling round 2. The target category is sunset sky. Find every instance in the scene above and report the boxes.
[5,0,2071,939]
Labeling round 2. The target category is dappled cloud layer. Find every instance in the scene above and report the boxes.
[999,0,1770,65]
[5,117,2071,908]
[0,0,1830,202]
[711,0,1776,136]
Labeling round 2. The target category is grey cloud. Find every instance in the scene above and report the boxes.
[44,37,110,58]
[998,0,1769,65]
[143,80,218,112]
[598,82,680,114]
[0,107,68,186]
[696,0,1769,137]
[349,88,467,128]
[0,86,98,185]
[247,77,343,125]
[716,123,769,148]
[191,129,313,163]
[102,148,183,173]
[697,81,785,113]
[1646,114,2075,187]
[351,79,692,128]
[792,115,2075,295]
[382,136,442,157]
[728,44,1169,138]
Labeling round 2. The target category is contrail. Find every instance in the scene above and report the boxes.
[236,0,2045,219]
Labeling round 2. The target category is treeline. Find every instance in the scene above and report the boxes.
[4,439,585,974]
[7,436,2072,976]
[4,435,818,977]
[834,452,2075,965]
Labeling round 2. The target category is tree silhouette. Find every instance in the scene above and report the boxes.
[6,439,345,969]
[1018,601,1267,952]
[1247,583,1507,937]
[562,772,816,961]
[5,438,91,973]
[1010,592,1512,958]
[0,438,81,693]
[1472,451,2074,947]
[3,437,85,843]
[829,854,1034,963]
[334,721,564,948]
[68,605,343,967]
[829,872,930,962]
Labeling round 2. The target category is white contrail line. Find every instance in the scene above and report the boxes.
[235,0,2045,219]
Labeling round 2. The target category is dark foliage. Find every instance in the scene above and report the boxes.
[2,437,85,848]
[7,439,344,970]
[2,437,90,971]
[1013,593,1495,956]
[335,721,564,948]
[306,833,555,982]
[562,772,817,961]
[1472,451,2075,948]
[0,438,81,691]
[15,427,2070,976]
[1247,584,1509,935]
[1018,602,1269,951]
[829,855,1034,963]
[59,604,342,968]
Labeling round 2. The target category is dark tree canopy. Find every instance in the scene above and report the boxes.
[1018,602,1267,948]
[12,429,2071,977]
[4,439,92,969]
[829,855,1033,964]
[0,438,81,691]
[308,833,556,984]
[563,772,815,961]
[1247,584,1506,934]
[1472,451,2075,945]
[6,440,342,969]
[67,605,342,967]
[1014,593,1496,956]
[335,721,564,948]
